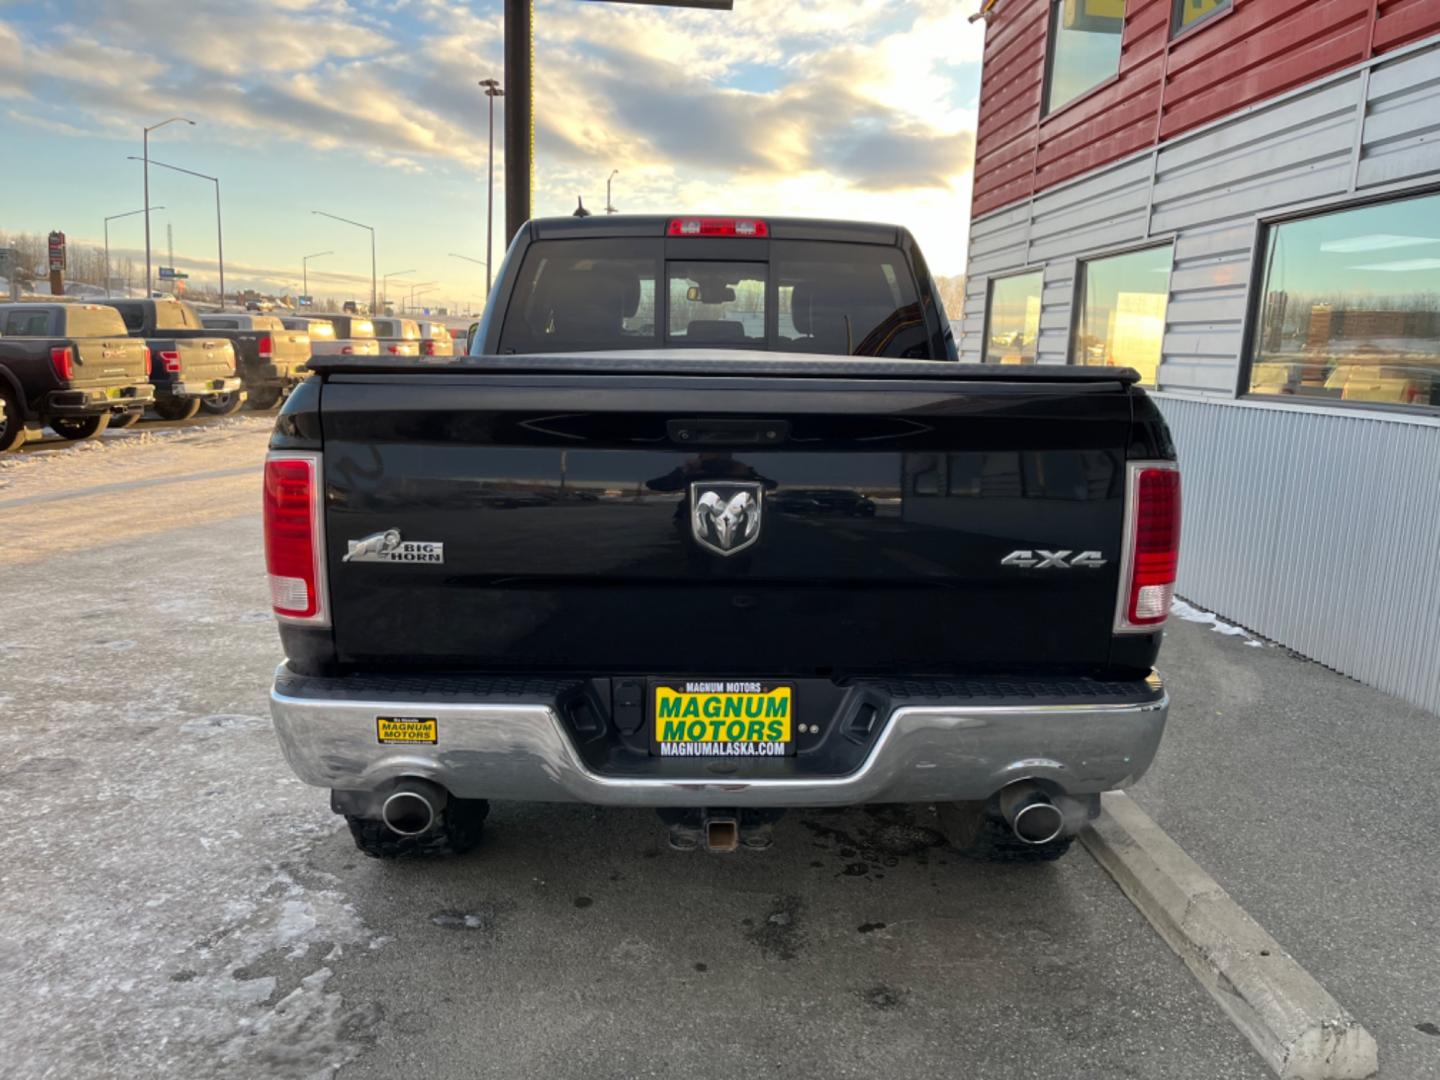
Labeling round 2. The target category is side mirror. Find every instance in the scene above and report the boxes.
[465,321,480,355]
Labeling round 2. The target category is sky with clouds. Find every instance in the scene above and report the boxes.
[0,0,984,306]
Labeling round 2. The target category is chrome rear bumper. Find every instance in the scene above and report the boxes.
[270,667,1168,808]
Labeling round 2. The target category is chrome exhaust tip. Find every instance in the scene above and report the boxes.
[999,782,1066,845]
[380,780,446,836]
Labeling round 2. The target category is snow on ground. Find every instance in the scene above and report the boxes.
[1171,597,1265,646]
[0,490,382,1079]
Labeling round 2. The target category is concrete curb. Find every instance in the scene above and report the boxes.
[1081,792,1378,1080]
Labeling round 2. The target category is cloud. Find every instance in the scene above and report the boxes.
[0,0,983,287]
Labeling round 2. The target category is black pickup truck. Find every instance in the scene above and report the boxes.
[0,302,155,450]
[98,298,241,423]
[106,301,307,415]
[265,216,1180,863]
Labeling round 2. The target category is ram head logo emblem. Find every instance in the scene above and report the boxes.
[690,482,763,556]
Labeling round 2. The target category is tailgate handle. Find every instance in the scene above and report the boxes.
[668,419,789,446]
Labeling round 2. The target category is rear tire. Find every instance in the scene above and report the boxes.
[154,397,202,422]
[245,386,283,411]
[200,392,244,416]
[0,387,26,453]
[109,410,142,430]
[936,799,1073,863]
[49,413,109,441]
[346,797,490,859]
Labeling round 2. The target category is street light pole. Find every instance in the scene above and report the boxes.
[312,210,377,313]
[408,281,438,314]
[104,206,163,299]
[479,78,504,296]
[606,170,619,214]
[382,269,415,311]
[302,250,333,303]
[129,154,224,307]
[141,117,195,298]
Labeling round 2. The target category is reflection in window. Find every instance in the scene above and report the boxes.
[1249,193,1440,408]
[984,272,1043,364]
[1173,0,1228,33]
[667,261,766,345]
[1073,246,1171,385]
[1045,0,1126,115]
[772,241,927,357]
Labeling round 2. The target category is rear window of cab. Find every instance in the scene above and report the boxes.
[497,238,931,359]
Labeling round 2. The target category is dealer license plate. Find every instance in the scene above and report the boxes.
[651,681,794,758]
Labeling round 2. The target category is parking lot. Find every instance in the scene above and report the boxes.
[0,419,1435,1079]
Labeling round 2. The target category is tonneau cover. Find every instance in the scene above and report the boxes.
[306,349,1141,383]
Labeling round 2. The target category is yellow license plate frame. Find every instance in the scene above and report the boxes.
[651,682,794,757]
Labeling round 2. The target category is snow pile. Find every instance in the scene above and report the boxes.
[1171,597,1265,647]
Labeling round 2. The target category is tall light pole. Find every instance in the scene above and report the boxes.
[302,250,332,303]
[408,281,438,314]
[312,210,376,313]
[142,117,195,297]
[411,286,439,315]
[104,206,163,299]
[383,268,415,311]
[479,78,503,297]
[128,155,224,308]
[606,169,619,214]
[500,1,731,243]
[449,252,488,275]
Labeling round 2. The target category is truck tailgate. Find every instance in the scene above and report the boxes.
[318,363,1136,676]
[72,337,149,388]
[171,337,236,381]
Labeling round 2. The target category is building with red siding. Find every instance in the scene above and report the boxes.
[960,0,1440,713]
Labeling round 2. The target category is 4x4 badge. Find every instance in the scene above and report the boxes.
[691,482,763,556]
[343,529,444,564]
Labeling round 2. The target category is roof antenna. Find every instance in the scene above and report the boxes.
[573,196,592,218]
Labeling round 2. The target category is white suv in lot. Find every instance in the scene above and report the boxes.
[283,315,380,358]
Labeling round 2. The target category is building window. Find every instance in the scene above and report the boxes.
[983,271,1043,364]
[1072,245,1172,385]
[1044,0,1126,115]
[1248,192,1440,409]
[1173,0,1229,34]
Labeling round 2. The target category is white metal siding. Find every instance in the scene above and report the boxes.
[960,35,1440,396]
[1157,395,1440,716]
[961,35,1440,716]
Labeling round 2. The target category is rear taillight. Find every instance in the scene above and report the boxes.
[263,453,327,625]
[1115,462,1181,632]
[667,218,768,237]
[258,334,273,360]
[50,346,74,381]
[160,349,182,373]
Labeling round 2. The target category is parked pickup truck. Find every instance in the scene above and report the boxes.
[99,299,240,424]
[191,311,311,412]
[265,215,1180,863]
[0,302,155,450]
[417,319,456,358]
[370,317,422,358]
[284,314,380,359]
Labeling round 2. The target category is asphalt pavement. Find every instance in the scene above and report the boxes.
[0,419,1430,1079]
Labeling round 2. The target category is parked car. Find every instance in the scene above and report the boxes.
[263,215,1179,864]
[416,319,456,358]
[0,302,154,450]
[281,315,379,358]
[370,317,422,358]
[98,298,240,423]
[195,312,311,411]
